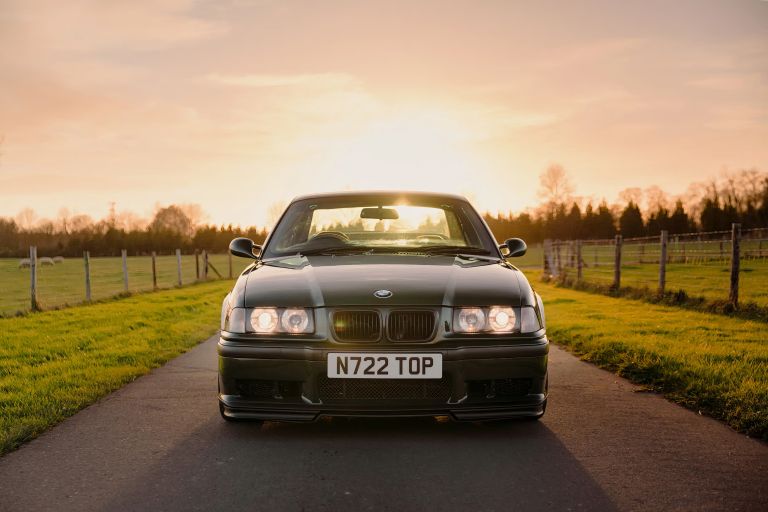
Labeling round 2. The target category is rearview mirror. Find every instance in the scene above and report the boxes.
[502,238,527,258]
[360,207,399,220]
[229,237,261,259]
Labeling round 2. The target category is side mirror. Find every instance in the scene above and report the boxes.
[229,237,261,259]
[502,238,527,258]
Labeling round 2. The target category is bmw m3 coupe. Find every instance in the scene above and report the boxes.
[218,191,548,422]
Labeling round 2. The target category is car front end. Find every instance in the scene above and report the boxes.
[218,192,548,422]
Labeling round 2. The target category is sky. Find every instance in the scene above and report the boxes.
[0,0,766,227]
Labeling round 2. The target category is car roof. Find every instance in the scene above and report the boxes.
[289,190,470,204]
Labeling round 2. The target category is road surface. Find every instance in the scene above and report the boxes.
[1,335,766,511]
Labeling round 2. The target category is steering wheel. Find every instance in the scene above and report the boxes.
[311,231,351,242]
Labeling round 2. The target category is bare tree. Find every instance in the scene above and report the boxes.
[151,205,193,236]
[644,185,669,212]
[178,203,206,228]
[69,214,94,232]
[618,187,643,208]
[57,207,71,234]
[537,164,574,205]
[15,208,37,230]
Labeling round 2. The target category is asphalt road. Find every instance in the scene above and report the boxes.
[1,335,766,512]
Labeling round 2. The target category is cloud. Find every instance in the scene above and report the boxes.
[206,72,360,89]
[689,72,766,92]
[2,0,226,53]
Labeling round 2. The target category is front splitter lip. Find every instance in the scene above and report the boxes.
[218,396,546,422]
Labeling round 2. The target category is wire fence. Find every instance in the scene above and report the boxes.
[1,249,238,316]
[544,225,768,308]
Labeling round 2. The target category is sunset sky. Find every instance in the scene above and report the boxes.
[1,0,766,227]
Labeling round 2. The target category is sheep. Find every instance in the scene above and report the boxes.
[39,257,55,266]
[18,258,31,269]
[53,256,64,263]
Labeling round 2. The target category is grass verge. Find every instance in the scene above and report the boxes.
[546,274,768,322]
[535,282,768,440]
[0,280,230,456]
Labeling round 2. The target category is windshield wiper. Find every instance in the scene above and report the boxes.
[298,246,372,256]
[417,245,492,256]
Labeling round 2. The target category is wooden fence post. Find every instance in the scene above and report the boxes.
[30,246,39,311]
[151,251,158,290]
[576,240,583,281]
[542,240,549,275]
[84,251,92,302]
[729,223,741,308]
[613,235,622,290]
[659,231,667,295]
[195,250,200,280]
[121,249,129,293]
[176,249,183,287]
[202,250,209,280]
[228,252,233,279]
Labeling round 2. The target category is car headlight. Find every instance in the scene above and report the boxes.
[281,308,311,333]
[452,306,540,334]
[455,307,486,333]
[224,307,314,335]
[251,308,279,333]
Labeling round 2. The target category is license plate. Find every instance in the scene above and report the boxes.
[327,353,443,379]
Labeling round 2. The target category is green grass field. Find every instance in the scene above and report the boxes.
[545,240,768,307]
[531,280,768,440]
[0,254,244,316]
[577,259,768,307]
[0,280,231,455]
[509,243,543,268]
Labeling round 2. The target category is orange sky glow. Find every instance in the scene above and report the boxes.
[0,0,766,227]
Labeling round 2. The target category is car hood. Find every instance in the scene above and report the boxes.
[242,254,531,308]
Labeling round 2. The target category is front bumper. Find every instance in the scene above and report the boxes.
[218,337,549,421]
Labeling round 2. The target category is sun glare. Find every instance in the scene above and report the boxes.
[305,108,488,196]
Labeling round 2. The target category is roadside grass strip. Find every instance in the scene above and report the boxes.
[0,281,230,456]
[536,282,768,440]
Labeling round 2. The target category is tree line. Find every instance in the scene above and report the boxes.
[0,205,267,258]
[1,167,766,257]
[484,167,768,244]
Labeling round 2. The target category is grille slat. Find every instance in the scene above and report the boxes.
[333,311,381,342]
[318,376,451,402]
[387,311,436,342]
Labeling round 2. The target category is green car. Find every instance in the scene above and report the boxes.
[218,191,548,422]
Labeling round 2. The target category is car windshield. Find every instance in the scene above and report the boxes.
[262,195,498,259]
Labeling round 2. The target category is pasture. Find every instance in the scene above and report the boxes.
[543,238,768,307]
[0,280,228,455]
[578,259,768,307]
[0,254,242,316]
